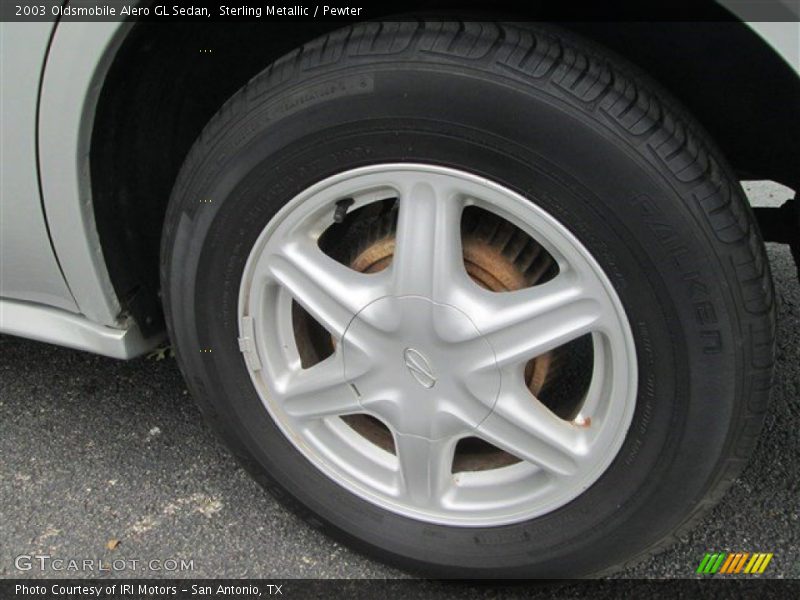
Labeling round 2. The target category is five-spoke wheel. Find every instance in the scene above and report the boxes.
[238,165,637,526]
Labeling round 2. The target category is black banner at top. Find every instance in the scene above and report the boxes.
[1,0,799,23]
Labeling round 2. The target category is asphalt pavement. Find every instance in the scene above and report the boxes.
[0,182,797,583]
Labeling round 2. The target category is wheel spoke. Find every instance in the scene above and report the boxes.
[260,237,389,338]
[466,273,605,370]
[278,352,362,420]
[475,377,583,476]
[576,334,607,418]
[392,177,466,299]
[395,433,456,507]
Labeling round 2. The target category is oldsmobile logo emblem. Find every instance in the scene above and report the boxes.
[403,348,437,389]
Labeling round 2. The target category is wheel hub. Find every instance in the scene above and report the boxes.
[342,295,500,439]
[347,217,555,397]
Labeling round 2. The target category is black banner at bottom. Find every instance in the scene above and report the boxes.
[4,579,800,600]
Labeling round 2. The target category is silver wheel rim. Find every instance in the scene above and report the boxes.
[238,164,637,527]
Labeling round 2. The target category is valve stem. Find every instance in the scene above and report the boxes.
[333,198,354,223]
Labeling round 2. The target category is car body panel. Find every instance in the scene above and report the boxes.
[39,21,131,328]
[0,22,77,313]
[0,20,154,358]
[746,21,799,74]
[0,297,155,359]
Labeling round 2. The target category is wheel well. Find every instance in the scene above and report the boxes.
[90,19,799,333]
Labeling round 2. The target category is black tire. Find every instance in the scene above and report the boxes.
[161,22,774,577]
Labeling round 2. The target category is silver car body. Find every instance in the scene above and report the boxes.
[1,12,798,359]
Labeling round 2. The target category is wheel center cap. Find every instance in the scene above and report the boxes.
[403,348,437,389]
[342,296,500,439]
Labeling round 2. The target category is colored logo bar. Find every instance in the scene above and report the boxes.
[696,552,773,574]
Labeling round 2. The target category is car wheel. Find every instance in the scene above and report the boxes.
[161,22,774,577]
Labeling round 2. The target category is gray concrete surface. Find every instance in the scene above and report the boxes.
[0,183,797,582]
